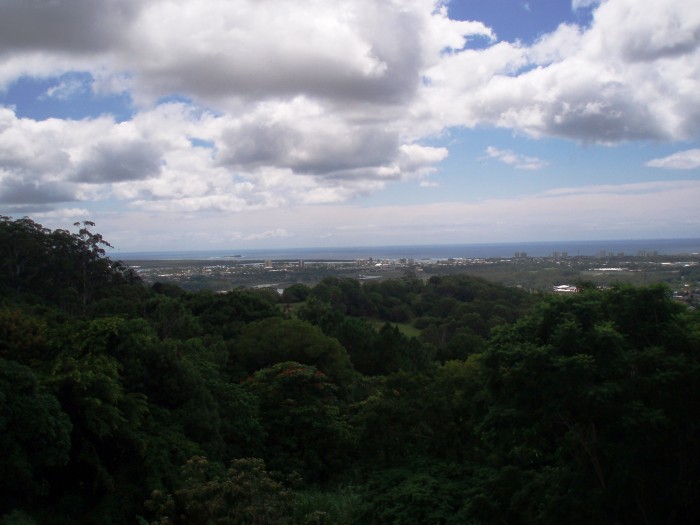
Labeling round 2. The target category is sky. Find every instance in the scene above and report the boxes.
[1,0,699,252]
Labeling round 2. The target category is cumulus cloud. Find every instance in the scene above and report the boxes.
[0,0,699,221]
[0,0,141,53]
[0,0,483,212]
[75,139,163,183]
[214,97,402,177]
[484,146,548,170]
[0,174,76,205]
[423,0,700,142]
[646,149,700,170]
[79,0,490,109]
[0,106,168,197]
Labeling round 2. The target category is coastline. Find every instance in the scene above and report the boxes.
[114,238,700,262]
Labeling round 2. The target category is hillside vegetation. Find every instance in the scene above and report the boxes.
[2,216,699,524]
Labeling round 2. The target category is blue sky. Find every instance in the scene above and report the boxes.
[1,0,699,251]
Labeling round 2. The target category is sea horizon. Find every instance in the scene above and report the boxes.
[114,237,700,262]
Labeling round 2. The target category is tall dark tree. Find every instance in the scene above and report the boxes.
[0,217,141,312]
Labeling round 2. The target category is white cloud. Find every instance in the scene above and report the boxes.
[572,0,600,10]
[423,0,700,143]
[32,208,92,222]
[42,77,89,100]
[108,0,492,109]
[646,149,700,170]
[1,0,698,146]
[0,93,449,212]
[0,105,181,205]
[0,1,479,213]
[484,146,548,170]
[0,0,699,224]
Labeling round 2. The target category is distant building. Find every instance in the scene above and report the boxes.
[553,285,579,293]
[637,250,657,257]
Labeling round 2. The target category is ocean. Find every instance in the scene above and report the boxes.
[114,238,700,261]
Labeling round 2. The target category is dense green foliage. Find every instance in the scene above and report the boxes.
[1,216,699,524]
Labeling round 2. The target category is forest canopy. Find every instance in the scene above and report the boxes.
[1,216,698,525]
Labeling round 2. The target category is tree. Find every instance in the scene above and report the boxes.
[146,456,293,525]
[0,216,49,298]
[186,289,281,339]
[243,362,353,481]
[0,217,141,313]
[309,277,373,317]
[233,317,355,386]
[0,358,72,514]
[0,308,51,365]
[281,283,311,304]
[145,295,200,340]
[477,285,700,523]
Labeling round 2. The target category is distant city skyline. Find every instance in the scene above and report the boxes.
[1,0,699,251]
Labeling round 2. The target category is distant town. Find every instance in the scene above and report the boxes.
[127,250,700,308]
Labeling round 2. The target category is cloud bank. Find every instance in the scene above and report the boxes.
[0,0,698,246]
[88,178,700,252]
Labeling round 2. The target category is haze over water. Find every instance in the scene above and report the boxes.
[116,238,700,261]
